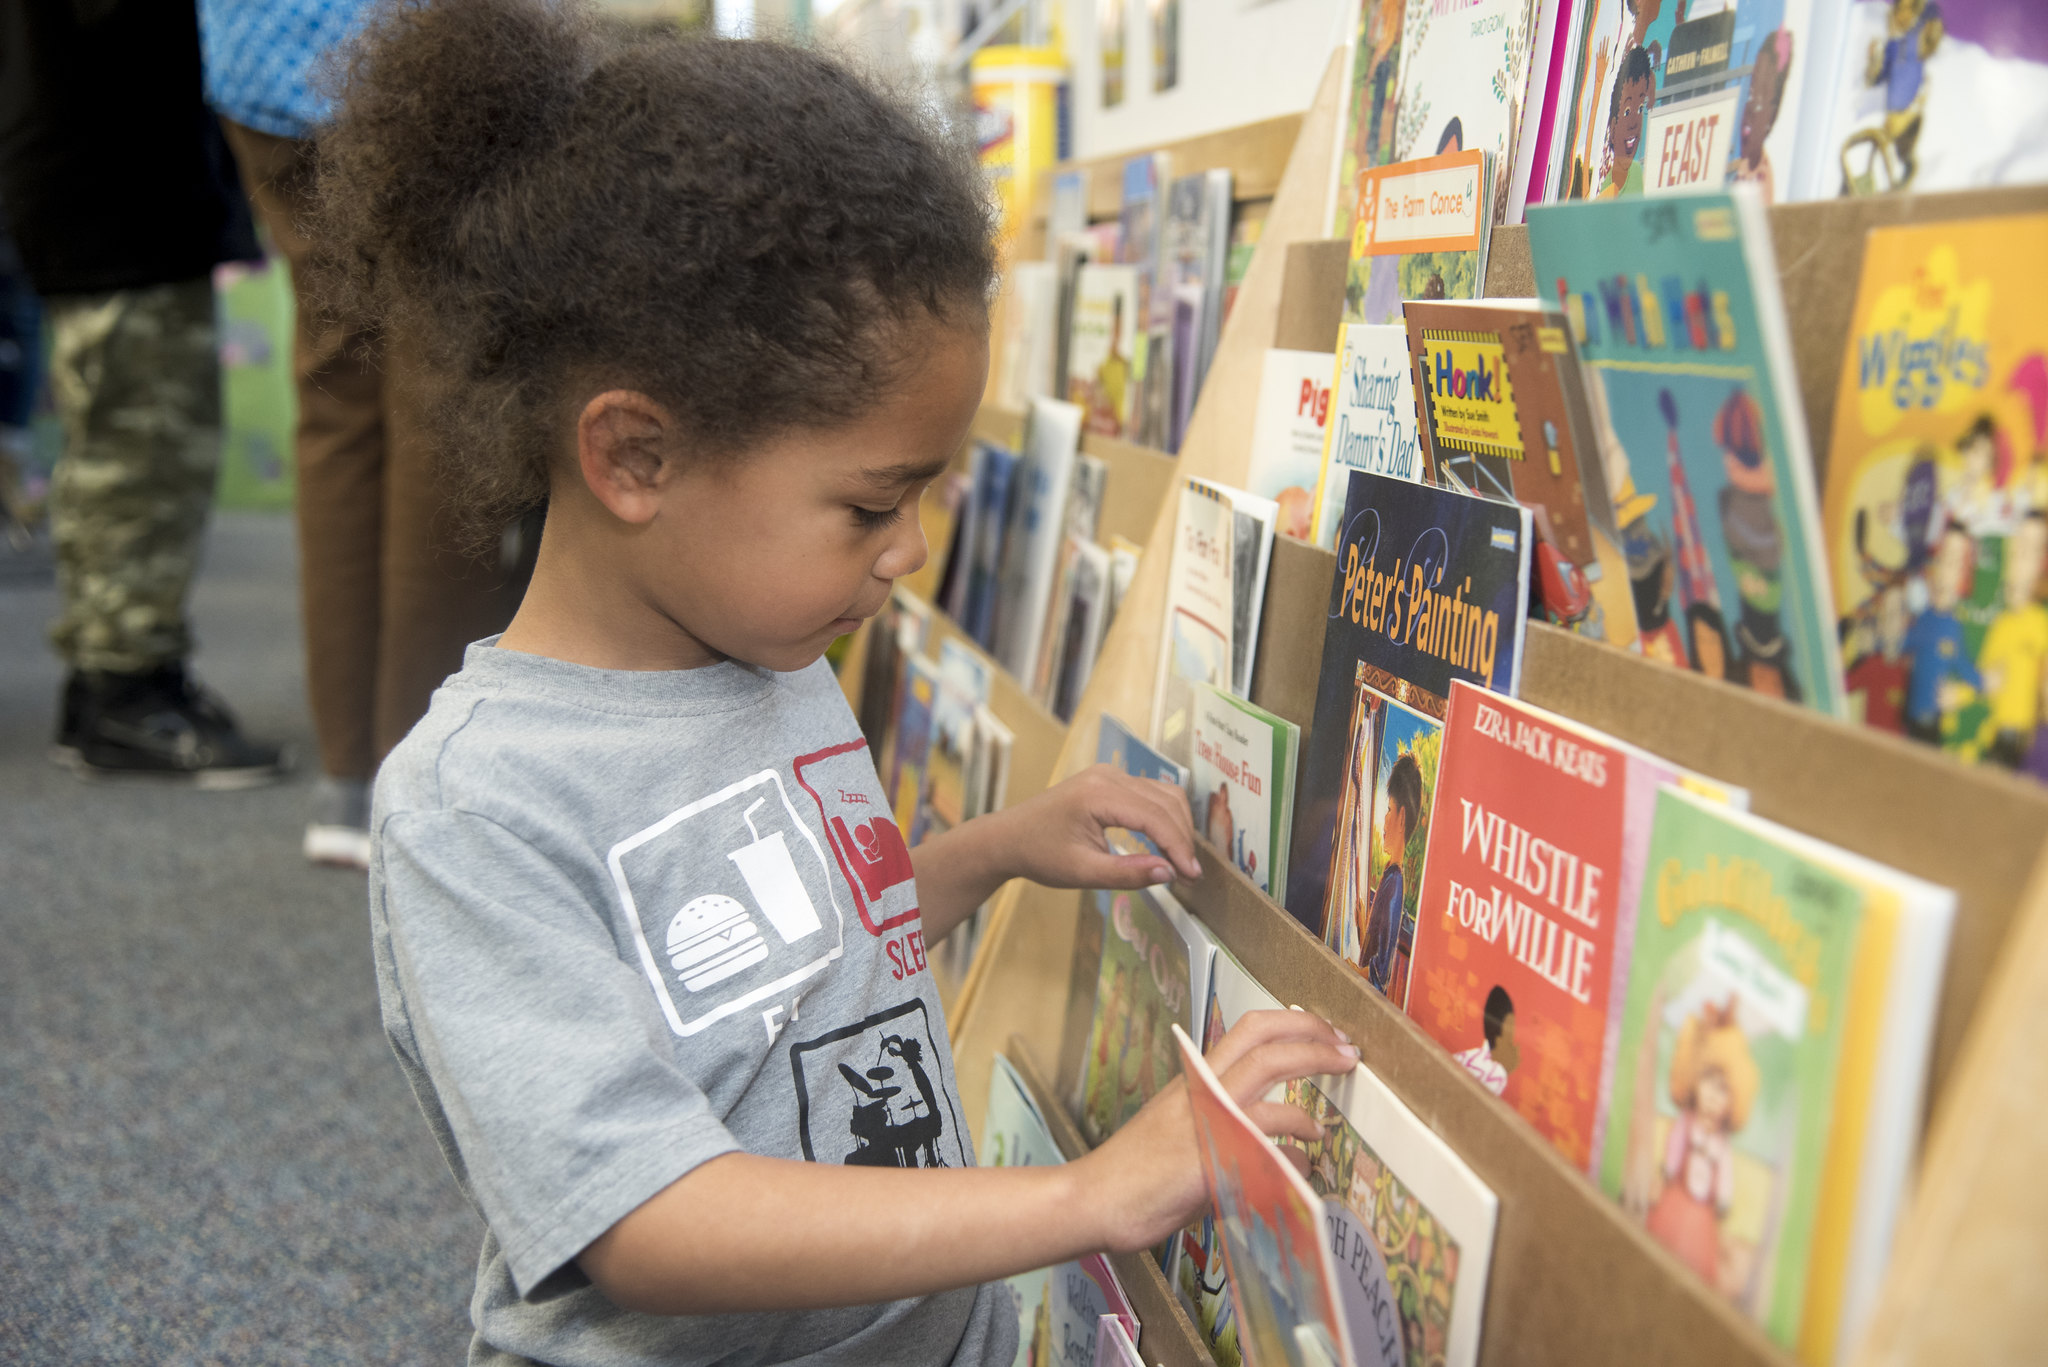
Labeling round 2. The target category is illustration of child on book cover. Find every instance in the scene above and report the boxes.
[1823,217,2048,778]
[1079,888,1192,1144]
[1289,1078,1463,1367]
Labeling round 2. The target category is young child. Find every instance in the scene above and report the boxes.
[327,3,1358,1363]
[1358,751,1421,994]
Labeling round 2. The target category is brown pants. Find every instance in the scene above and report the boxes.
[221,120,527,782]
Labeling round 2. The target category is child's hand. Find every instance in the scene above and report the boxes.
[986,764,1202,890]
[1072,1009,1360,1254]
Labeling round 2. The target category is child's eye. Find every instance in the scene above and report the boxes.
[852,503,905,530]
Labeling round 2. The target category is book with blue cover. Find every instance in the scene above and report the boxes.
[1526,188,1846,715]
[1283,468,1532,945]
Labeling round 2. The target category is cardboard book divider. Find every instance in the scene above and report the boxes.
[1007,1039,1220,1367]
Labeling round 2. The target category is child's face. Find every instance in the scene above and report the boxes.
[1611,77,1651,165]
[1697,1066,1732,1127]
[606,325,986,672]
[1379,803,1408,866]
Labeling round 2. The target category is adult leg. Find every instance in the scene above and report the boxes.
[45,280,284,784]
[219,120,384,789]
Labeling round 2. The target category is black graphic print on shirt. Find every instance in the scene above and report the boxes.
[790,999,968,1168]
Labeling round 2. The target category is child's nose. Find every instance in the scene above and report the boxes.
[878,517,927,580]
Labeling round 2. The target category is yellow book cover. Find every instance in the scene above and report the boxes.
[1822,212,2048,776]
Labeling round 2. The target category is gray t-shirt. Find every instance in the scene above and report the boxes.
[369,641,1015,1367]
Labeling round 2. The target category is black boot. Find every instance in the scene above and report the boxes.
[54,664,288,788]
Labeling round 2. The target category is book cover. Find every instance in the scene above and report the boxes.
[1601,787,1863,1346]
[1097,712,1189,861]
[1345,149,1494,327]
[1311,323,1430,552]
[925,639,993,833]
[1172,950,1285,1367]
[1077,885,1213,1144]
[1404,681,1649,1168]
[1797,0,2048,200]
[1327,0,1410,238]
[1288,1058,1500,1367]
[1550,0,1816,203]
[1068,264,1143,440]
[1528,189,1847,714]
[1223,199,1269,326]
[888,653,938,837]
[1215,480,1281,700]
[1387,0,1537,226]
[1174,1026,1361,1367]
[964,441,1020,649]
[998,260,1062,410]
[1191,682,1301,899]
[1093,1317,1144,1367]
[1818,212,2048,775]
[1052,538,1115,723]
[1153,479,1237,768]
[1162,169,1234,452]
[1121,152,1171,331]
[1283,469,1531,945]
[982,1055,1142,1367]
[997,398,1086,689]
[1317,679,1444,1001]
[1245,348,1336,544]
[1404,298,1641,649]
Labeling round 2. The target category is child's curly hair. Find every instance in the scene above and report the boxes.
[310,0,997,530]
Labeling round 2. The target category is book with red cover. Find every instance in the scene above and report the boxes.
[1405,680,1740,1171]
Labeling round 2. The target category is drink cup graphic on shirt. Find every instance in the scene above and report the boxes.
[609,769,847,1038]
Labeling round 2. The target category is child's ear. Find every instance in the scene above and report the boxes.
[577,390,677,524]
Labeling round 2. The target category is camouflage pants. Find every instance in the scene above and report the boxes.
[44,278,219,673]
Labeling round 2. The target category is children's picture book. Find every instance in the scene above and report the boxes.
[925,639,993,834]
[1093,1316,1144,1367]
[1050,168,1092,244]
[981,1055,1142,1367]
[1287,1058,1501,1367]
[1191,682,1301,899]
[1344,150,1494,328]
[1386,0,1536,227]
[1326,0,1409,239]
[997,260,1062,411]
[887,653,938,838]
[1051,538,1116,723]
[1311,323,1429,552]
[1153,479,1237,768]
[1097,711,1188,862]
[1121,152,1172,331]
[1403,297,1640,649]
[1503,0,1571,220]
[1407,681,1735,1168]
[1172,949,1285,1367]
[1283,469,1532,947]
[1216,480,1281,700]
[1068,264,1143,441]
[1602,787,1864,1347]
[1818,212,2048,777]
[1174,1025,1363,1367]
[1528,189,1847,715]
[1161,169,1235,452]
[1315,680,1443,1000]
[1244,348,1336,544]
[1794,0,2048,201]
[1550,0,1816,204]
[1223,199,1270,326]
[1078,885,1215,1145]
[963,442,1021,649]
[996,397,1086,690]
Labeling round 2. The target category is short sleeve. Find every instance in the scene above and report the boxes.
[378,809,741,1297]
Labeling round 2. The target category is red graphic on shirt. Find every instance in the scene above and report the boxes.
[794,740,921,935]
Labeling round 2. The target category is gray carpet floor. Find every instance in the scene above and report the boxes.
[1,513,481,1363]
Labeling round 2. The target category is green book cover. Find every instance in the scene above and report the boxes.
[1601,787,1862,1347]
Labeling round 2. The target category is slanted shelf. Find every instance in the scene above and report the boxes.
[951,45,2048,1367]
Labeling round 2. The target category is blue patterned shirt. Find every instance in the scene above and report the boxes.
[198,0,377,139]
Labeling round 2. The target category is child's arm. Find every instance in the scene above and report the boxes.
[911,765,1202,943]
[578,1007,1355,1314]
